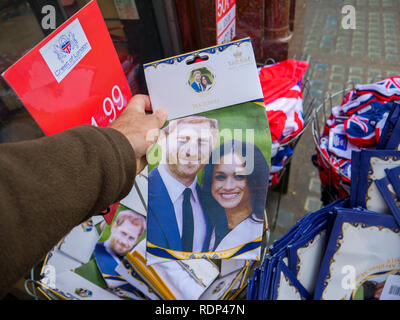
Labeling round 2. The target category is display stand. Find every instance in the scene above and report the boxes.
[258,55,314,193]
[311,75,384,205]
[312,84,354,205]
[260,55,315,240]
[23,176,149,300]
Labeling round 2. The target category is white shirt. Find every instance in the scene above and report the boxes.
[158,165,207,252]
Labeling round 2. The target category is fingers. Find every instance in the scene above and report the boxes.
[144,110,167,148]
[126,95,166,129]
[128,94,151,114]
[152,109,168,128]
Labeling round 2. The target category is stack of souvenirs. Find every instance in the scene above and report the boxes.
[313,77,400,203]
[33,37,273,301]
[258,59,310,186]
[248,126,400,299]
[2,4,269,301]
[34,170,254,300]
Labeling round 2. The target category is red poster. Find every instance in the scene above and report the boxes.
[2,0,132,223]
[2,0,132,136]
[216,0,236,44]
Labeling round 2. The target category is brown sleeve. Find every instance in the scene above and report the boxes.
[0,125,136,296]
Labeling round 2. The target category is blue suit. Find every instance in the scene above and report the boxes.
[147,167,211,252]
[93,242,144,298]
[191,81,204,92]
[94,242,123,282]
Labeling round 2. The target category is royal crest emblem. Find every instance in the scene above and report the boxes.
[53,32,79,63]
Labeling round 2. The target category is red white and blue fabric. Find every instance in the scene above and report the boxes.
[314,76,400,197]
[265,82,305,144]
[318,135,351,180]
[258,59,309,144]
[356,77,400,102]
[340,93,376,115]
[269,145,294,186]
[258,59,309,186]
[344,115,376,147]
[344,101,392,148]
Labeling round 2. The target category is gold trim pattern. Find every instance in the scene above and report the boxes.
[321,222,400,299]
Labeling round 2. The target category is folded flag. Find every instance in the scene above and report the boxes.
[258,59,309,186]
[313,77,400,203]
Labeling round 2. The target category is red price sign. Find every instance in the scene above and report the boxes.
[2,1,131,224]
[2,0,132,136]
[216,0,236,44]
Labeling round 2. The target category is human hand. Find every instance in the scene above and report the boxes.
[109,94,167,173]
[374,281,385,300]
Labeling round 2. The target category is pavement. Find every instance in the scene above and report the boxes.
[266,0,400,244]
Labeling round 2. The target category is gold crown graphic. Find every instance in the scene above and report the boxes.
[233,51,242,58]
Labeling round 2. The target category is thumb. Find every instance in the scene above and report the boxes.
[152,109,168,128]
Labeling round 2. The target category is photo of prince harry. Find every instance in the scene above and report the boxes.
[147,116,219,253]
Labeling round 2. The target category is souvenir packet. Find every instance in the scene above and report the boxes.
[40,215,105,281]
[383,166,400,221]
[44,202,251,301]
[379,274,400,300]
[271,258,311,300]
[314,208,400,300]
[246,267,260,300]
[257,255,271,300]
[376,103,400,149]
[57,215,104,264]
[143,38,271,264]
[219,261,252,300]
[114,256,160,300]
[247,197,349,300]
[350,150,361,207]
[328,124,359,160]
[71,205,148,300]
[270,203,343,300]
[37,270,122,300]
[262,249,290,300]
[357,149,400,213]
[263,255,280,300]
[199,264,248,300]
[381,103,400,151]
[36,286,60,300]
[248,252,304,300]
[121,239,220,300]
[269,198,339,258]
[120,170,148,217]
[375,176,400,227]
[385,166,400,197]
[41,248,82,278]
[286,220,328,297]
[268,217,305,256]
[220,259,247,277]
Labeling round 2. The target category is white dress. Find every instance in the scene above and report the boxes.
[208,216,263,260]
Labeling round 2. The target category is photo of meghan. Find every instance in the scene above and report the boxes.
[201,139,269,259]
